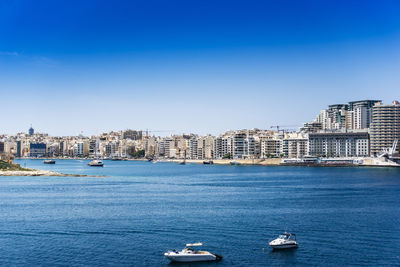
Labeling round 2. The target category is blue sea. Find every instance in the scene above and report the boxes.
[1,159,399,266]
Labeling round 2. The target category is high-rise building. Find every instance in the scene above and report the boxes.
[327,104,349,129]
[59,141,65,156]
[370,101,400,156]
[233,132,247,159]
[16,140,22,157]
[315,100,381,131]
[189,136,198,159]
[348,100,381,129]
[0,141,4,154]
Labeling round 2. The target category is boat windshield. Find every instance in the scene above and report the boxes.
[279,234,296,241]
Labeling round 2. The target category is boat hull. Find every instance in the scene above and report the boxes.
[165,254,217,262]
[270,243,298,249]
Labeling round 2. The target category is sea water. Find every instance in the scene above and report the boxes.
[0,159,399,266]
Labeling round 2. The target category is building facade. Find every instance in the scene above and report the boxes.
[370,101,400,156]
[308,132,369,157]
[29,142,47,157]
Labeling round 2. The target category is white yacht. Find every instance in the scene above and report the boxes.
[164,243,222,263]
[88,159,104,167]
[269,232,298,249]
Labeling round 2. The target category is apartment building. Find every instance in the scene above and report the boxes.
[370,101,400,156]
[282,133,308,158]
[308,131,369,157]
[260,136,282,158]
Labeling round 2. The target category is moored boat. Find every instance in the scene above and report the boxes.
[269,232,298,249]
[164,243,222,263]
[203,160,214,164]
[43,160,56,164]
[88,159,104,167]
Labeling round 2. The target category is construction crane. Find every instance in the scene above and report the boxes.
[270,125,281,132]
[270,125,299,133]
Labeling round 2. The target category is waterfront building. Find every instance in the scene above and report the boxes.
[370,101,400,156]
[158,138,174,158]
[233,132,247,159]
[59,141,65,156]
[16,140,22,157]
[213,137,223,159]
[308,131,369,157]
[197,137,205,159]
[260,136,282,158]
[104,141,120,157]
[29,142,46,157]
[47,143,59,156]
[213,136,233,159]
[189,136,198,159]
[196,135,214,159]
[0,141,4,153]
[74,142,85,156]
[232,131,260,159]
[89,139,97,156]
[174,136,190,159]
[145,137,158,158]
[282,133,308,158]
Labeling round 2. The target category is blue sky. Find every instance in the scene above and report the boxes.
[1,0,399,136]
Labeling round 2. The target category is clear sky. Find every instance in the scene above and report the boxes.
[1,0,399,136]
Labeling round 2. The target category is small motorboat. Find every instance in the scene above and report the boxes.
[164,243,222,263]
[269,232,298,249]
[44,160,56,164]
[203,160,214,165]
[88,159,104,167]
[230,160,241,165]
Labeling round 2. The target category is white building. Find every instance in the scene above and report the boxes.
[308,131,369,157]
[282,133,308,158]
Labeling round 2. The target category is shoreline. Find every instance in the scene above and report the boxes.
[13,157,400,168]
[0,169,106,177]
[159,158,400,168]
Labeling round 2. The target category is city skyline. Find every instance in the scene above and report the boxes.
[1,0,400,136]
[2,99,399,161]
